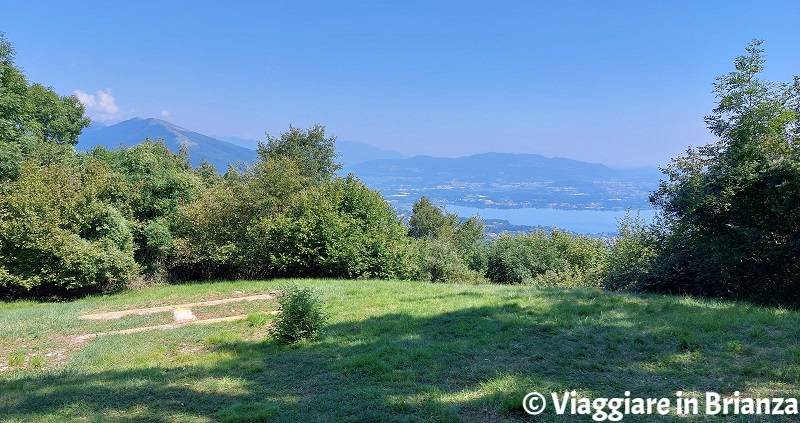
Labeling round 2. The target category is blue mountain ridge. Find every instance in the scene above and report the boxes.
[77,117,660,211]
[78,118,258,170]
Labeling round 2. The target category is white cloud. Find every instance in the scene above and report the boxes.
[161,110,170,118]
[74,88,121,121]
[74,90,96,107]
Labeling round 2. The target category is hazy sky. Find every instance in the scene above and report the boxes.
[3,1,799,166]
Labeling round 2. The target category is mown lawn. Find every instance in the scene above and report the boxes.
[1,279,799,422]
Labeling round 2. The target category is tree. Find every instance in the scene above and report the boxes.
[407,196,488,282]
[89,140,202,273]
[0,34,29,146]
[24,83,90,145]
[171,155,310,279]
[649,40,800,306]
[0,34,89,180]
[0,158,137,298]
[244,176,418,279]
[407,196,458,240]
[256,124,341,181]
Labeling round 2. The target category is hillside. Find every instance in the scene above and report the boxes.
[2,279,798,422]
[78,118,259,170]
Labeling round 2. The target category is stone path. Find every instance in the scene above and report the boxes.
[80,293,276,320]
[1,292,280,372]
[75,292,279,339]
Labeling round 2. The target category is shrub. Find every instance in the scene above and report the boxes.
[171,157,309,280]
[407,197,487,282]
[270,285,328,344]
[246,176,418,279]
[604,212,658,291]
[0,160,137,297]
[486,230,608,287]
[417,239,486,283]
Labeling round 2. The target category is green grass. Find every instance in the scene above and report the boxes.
[1,279,799,422]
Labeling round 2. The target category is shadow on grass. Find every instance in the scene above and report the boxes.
[2,294,798,422]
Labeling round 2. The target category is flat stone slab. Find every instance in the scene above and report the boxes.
[173,308,197,322]
[74,314,250,340]
[80,293,276,320]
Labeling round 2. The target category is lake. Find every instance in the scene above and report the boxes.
[445,205,656,234]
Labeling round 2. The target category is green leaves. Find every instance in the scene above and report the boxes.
[486,230,608,286]
[0,35,88,153]
[256,124,341,182]
[269,285,328,344]
[245,177,417,280]
[0,160,137,297]
[647,40,800,306]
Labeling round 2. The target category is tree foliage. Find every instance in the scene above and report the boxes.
[89,140,201,274]
[648,40,800,306]
[408,196,459,240]
[407,196,487,282]
[256,124,341,181]
[245,176,418,279]
[269,285,328,344]
[485,230,608,286]
[0,159,136,297]
[0,34,89,181]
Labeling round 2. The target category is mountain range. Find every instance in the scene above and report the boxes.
[78,118,406,170]
[78,117,660,212]
[78,118,258,170]
[347,153,660,211]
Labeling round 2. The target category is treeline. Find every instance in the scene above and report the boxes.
[1,36,799,307]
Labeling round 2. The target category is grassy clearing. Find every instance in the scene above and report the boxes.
[1,279,799,422]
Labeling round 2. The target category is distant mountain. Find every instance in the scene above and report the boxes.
[207,138,408,168]
[78,118,258,170]
[349,153,662,211]
[77,118,409,173]
[337,141,407,168]
[76,119,659,212]
[213,136,260,150]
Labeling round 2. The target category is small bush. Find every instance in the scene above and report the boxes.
[270,285,328,344]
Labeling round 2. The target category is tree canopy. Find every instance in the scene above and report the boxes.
[647,40,800,305]
[0,34,89,181]
[256,124,341,181]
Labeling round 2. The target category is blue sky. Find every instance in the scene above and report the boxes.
[2,1,799,166]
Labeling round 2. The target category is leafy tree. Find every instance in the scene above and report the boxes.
[89,140,201,273]
[0,158,136,297]
[256,124,341,181]
[407,196,487,282]
[407,196,458,240]
[649,40,800,305]
[172,156,309,279]
[604,211,658,291]
[0,34,89,180]
[246,176,418,279]
[0,34,30,147]
[24,83,90,145]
